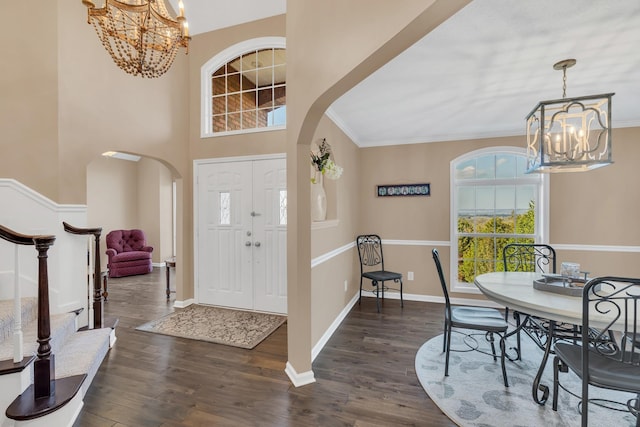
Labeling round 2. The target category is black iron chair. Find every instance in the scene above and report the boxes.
[356,234,403,312]
[502,243,556,274]
[503,243,557,357]
[432,248,510,386]
[552,276,640,426]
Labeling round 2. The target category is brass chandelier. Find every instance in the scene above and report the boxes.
[525,59,614,173]
[83,0,190,78]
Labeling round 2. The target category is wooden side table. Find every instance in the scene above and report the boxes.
[165,257,176,299]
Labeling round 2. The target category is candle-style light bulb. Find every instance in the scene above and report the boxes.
[183,21,189,37]
[178,0,185,17]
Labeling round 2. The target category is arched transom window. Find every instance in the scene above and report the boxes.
[201,37,286,137]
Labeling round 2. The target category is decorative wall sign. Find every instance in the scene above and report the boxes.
[377,183,430,197]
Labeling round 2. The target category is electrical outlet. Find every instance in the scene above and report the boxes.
[408,271,414,281]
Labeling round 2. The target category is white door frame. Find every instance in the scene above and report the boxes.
[193,153,286,306]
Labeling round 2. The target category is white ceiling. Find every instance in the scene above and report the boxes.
[172,0,640,148]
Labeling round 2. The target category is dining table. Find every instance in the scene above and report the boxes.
[474,271,610,406]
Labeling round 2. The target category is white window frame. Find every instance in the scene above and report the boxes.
[450,146,549,294]
[200,37,286,138]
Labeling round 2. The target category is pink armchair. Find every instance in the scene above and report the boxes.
[105,229,153,278]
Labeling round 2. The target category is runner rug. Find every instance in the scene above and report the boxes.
[136,304,286,349]
[415,331,637,426]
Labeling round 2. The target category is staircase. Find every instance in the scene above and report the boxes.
[0,222,116,426]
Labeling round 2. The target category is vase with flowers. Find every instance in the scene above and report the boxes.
[310,138,343,221]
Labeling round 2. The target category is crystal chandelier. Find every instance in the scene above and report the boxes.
[525,59,614,173]
[82,0,190,78]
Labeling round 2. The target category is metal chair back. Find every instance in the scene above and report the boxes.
[503,243,556,273]
[357,234,385,273]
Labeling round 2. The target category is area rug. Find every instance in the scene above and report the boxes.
[136,304,286,349]
[415,331,637,427]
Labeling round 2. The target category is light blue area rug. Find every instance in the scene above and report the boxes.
[415,331,637,427]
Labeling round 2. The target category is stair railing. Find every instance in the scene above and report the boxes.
[0,225,55,395]
[62,222,103,329]
[2,224,86,420]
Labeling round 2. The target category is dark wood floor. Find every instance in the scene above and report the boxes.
[74,268,454,427]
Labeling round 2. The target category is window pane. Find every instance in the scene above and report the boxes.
[227,113,241,131]
[455,159,476,180]
[279,190,287,225]
[243,51,258,71]
[476,186,494,210]
[227,93,240,113]
[241,90,257,110]
[257,48,275,68]
[274,86,286,107]
[212,96,226,115]
[458,186,475,212]
[496,154,516,179]
[256,67,273,87]
[212,76,225,95]
[219,192,230,225]
[476,155,495,179]
[242,110,257,129]
[227,73,241,92]
[258,88,273,108]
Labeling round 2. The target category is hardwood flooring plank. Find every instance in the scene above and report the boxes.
[74,268,455,426]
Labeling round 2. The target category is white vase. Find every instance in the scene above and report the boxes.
[311,172,327,221]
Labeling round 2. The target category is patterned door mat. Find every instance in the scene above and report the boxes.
[136,304,286,349]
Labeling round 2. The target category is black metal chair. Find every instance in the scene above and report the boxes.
[503,243,557,357]
[356,234,403,312]
[552,276,640,426]
[432,248,510,386]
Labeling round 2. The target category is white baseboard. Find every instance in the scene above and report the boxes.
[284,361,315,388]
[173,299,194,309]
[312,293,359,361]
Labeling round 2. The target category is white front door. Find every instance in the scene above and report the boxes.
[196,157,287,314]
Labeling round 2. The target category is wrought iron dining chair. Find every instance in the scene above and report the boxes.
[502,243,557,358]
[432,248,510,386]
[356,234,403,312]
[552,276,640,426]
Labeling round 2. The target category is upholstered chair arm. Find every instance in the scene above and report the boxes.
[105,248,117,260]
[141,246,154,253]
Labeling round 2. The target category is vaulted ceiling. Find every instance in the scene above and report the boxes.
[170,0,640,147]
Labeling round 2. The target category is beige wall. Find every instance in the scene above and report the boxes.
[0,0,59,199]
[1,0,190,297]
[357,127,640,301]
[87,157,174,267]
[286,0,471,375]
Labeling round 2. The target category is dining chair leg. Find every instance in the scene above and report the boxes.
[374,280,380,313]
[399,279,404,307]
[444,326,453,376]
[552,355,563,411]
[488,332,497,362]
[499,336,509,387]
[442,320,449,353]
[514,312,522,360]
[359,277,363,305]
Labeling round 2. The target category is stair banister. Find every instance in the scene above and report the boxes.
[2,224,86,421]
[62,222,103,329]
[13,245,23,363]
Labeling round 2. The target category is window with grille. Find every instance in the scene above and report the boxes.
[201,38,286,137]
[450,147,548,293]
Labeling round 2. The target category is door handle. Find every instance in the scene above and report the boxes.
[251,211,261,217]
[254,241,261,247]
[245,241,252,247]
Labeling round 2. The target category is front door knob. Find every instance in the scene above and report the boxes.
[254,241,261,247]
